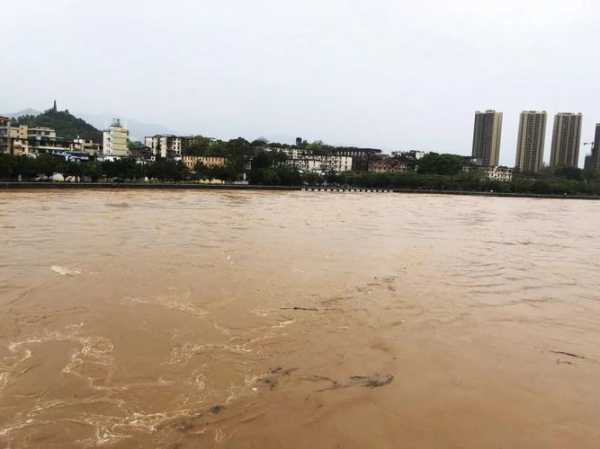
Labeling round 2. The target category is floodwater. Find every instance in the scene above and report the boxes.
[1,190,600,449]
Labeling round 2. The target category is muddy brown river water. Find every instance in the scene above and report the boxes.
[1,190,600,448]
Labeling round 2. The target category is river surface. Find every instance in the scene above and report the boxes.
[1,190,600,448]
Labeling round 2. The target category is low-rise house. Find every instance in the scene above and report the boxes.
[463,158,513,183]
[268,147,352,174]
[145,135,197,159]
[286,153,352,175]
[391,150,426,160]
[73,139,102,156]
[483,166,513,182]
[28,127,56,140]
[369,156,409,173]
[0,122,29,155]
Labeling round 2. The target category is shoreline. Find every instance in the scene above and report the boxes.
[1,181,599,200]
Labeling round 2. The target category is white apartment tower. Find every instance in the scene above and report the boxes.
[102,119,129,157]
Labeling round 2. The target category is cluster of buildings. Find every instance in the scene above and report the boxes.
[0,114,124,161]
[3,103,599,182]
[0,116,102,158]
[472,110,599,174]
[141,137,380,175]
[263,145,379,174]
[0,111,381,176]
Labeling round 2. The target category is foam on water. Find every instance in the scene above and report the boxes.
[51,265,81,276]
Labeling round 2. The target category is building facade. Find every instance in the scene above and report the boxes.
[274,148,352,174]
[589,124,600,170]
[472,110,503,167]
[73,139,102,156]
[550,113,582,168]
[0,121,31,156]
[369,157,409,173]
[28,127,57,140]
[144,135,192,159]
[515,111,547,173]
[483,166,513,182]
[102,119,129,158]
[331,147,381,171]
[182,155,226,170]
[286,155,352,174]
[391,150,425,160]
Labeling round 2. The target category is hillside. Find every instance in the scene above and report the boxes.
[13,107,102,143]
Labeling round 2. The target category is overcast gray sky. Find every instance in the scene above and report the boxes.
[2,0,598,166]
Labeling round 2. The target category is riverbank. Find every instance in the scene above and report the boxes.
[0,181,301,191]
[2,181,600,200]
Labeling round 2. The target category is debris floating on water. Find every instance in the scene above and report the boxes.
[280,307,319,312]
[210,405,224,415]
[550,351,585,360]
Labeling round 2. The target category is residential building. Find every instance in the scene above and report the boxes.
[369,156,409,174]
[584,154,593,171]
[472,110,503,167]
[333,147,381,171]
[102,119,129,158]
[515,111,547,173]
[550,113,582,168]
[28,127,57,140]
[144,135,191,159]
[0,122,30,155]
[287,154,352,174]
[182,155,226,170]
[30,138,74,155]
[483,166,513,182]
[274,148,352,174]
[73,139,102,156]
[391,150,425,160]
[589,123,600,170]
[266,143,379,172]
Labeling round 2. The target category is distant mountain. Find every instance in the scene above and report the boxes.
[4,108,42,118]
[81,113,176,142]
[13,108,102,143]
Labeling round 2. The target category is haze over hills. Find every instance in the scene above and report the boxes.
[80,113,176,142]
[4,108,42,118]
[12,107,102,143]
[3,106,176,142]
[4,108,311,147]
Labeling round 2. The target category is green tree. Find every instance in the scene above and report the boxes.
[184,136,212,156]
[417,153,465,176]
[0,154,16,179]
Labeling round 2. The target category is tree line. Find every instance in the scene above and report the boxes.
[3,150,600,196]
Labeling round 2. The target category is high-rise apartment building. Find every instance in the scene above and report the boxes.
[515,111,547,173]
[589,124,600,170]
[550,113,582,168]
[102,119,129,158]
[472,110,502,167]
